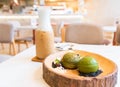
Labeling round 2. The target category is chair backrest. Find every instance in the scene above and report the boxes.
[64,23,105,45]
[0,23,14,43]
[116,24,120,45]
[7,21,21,30]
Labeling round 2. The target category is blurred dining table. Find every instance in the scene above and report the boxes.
[17,25,117,45]
[17,25,38,44]
[17,23,58,44]
[0,43,119,87]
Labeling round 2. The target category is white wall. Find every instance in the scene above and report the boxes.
[85,0,120,26]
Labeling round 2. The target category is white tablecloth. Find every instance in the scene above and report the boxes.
[17,25,38,30]
[103,26,116,32]
[0,43,119,87]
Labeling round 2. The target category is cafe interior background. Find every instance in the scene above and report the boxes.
[0,0,120,25]
[0,0,120,86]
[0,0,120,55]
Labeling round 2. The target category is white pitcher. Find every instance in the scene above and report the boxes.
[35,6,55,59]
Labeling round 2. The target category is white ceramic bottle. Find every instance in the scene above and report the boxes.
[35,6,55,60]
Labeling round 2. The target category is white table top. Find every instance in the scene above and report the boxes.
[0,43,119,87]
[103,26,117,32]
[0,14,83,24]
[17,25,117,33]
[17,25,38,30]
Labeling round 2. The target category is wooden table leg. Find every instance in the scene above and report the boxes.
[112,32,116,45]
[33,30,35,44]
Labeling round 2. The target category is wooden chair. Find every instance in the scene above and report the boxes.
[7,21,33,52]
[0,23,16,55]
[15,30,33,52]
[61,23,110,45]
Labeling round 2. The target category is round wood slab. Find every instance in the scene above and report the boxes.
[43,50,118,87]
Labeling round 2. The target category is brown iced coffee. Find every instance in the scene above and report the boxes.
[35,6,55,60]
[35,29,55,59]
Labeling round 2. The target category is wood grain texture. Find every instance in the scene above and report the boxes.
[43,50,118,87]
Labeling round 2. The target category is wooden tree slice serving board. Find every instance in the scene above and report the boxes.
[43,50,118,87]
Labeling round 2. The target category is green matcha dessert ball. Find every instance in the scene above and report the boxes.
[77,56,99,73]
[61,52,81,69]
